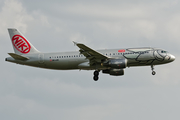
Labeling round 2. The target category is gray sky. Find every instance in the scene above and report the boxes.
[0,0,180,120]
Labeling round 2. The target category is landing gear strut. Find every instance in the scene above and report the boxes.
[93,70,99,81]
[151,65,156,75]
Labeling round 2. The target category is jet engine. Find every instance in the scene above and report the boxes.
[102,69,124,76]
[102,59,127,69]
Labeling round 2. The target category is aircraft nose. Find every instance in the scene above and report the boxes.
[170,54,175,61]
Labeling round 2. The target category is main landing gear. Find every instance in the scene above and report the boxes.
[151,65,156,75]
[93,70,99,81]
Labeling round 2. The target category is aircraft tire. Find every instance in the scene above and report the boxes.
[152,71,156,75]
[93,76,99,81]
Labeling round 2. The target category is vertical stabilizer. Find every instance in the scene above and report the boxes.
[8,28,40,55]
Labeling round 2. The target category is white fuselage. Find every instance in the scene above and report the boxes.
[6,48,175,70]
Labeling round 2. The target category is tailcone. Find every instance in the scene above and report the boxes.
[5,57,15,62]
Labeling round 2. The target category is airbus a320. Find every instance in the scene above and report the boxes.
[6,28,175,81]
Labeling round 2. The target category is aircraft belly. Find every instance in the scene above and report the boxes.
[68,59,85,69]
[44,61,68,69]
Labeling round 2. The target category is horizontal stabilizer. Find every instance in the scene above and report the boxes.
[8,53,29,60]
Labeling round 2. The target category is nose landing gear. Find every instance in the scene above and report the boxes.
[151,65,156,75]
[93,70,99,81]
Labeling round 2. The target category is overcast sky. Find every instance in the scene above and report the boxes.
[0,0,180,120]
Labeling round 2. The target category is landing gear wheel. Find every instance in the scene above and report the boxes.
[94,71,99,76]
[93,76,99,81]
[151,65,156,75]
[152,71,156,75]
[93,70,100,81]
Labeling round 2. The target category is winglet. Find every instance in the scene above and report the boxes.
[73,41,78,46]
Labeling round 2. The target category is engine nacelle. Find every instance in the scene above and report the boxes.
[102,59,127,69]
[102,69,124,76]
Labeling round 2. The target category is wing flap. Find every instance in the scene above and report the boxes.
[8,53,29,60]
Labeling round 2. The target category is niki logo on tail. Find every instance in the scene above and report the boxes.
[12,35,31,54]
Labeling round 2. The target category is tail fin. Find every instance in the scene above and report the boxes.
[8,28,40,55]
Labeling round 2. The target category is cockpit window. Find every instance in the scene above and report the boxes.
[161,51,167,53]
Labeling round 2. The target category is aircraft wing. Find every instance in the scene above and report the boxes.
[73,42,108,64]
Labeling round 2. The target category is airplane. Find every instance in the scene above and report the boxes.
[5,28,175,81]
